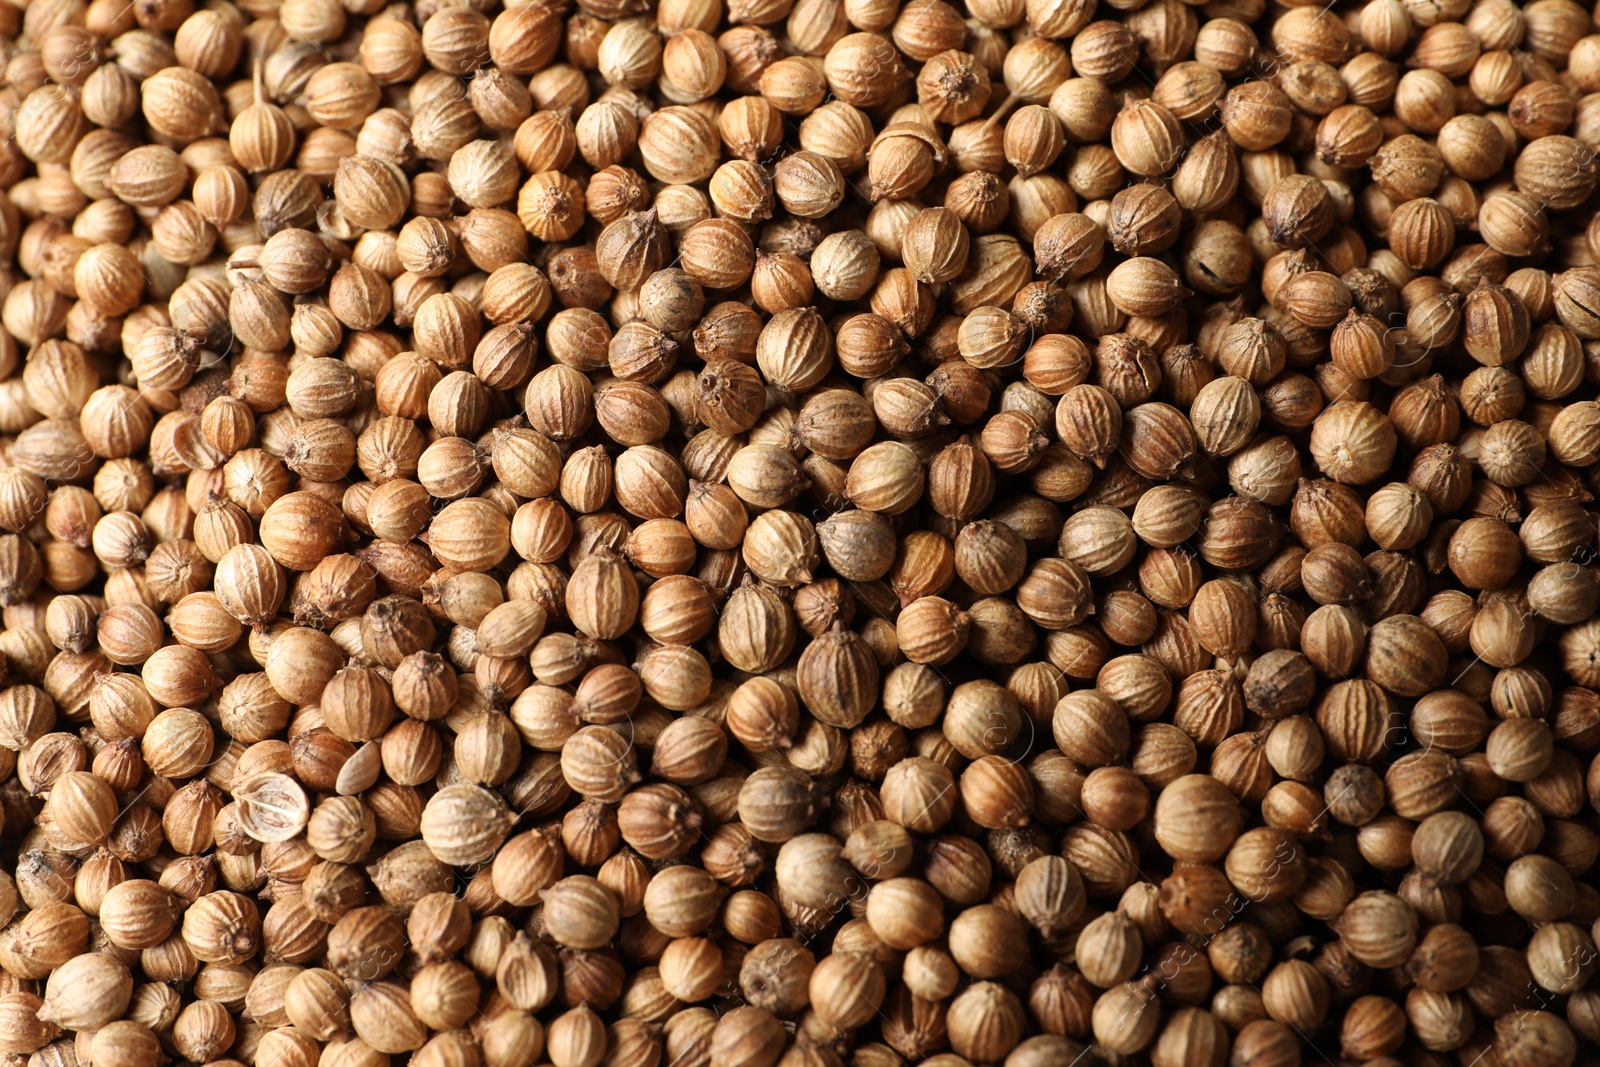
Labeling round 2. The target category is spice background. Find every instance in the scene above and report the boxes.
[0,0,1598,1064]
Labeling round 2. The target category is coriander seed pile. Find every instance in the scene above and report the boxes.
[1,0,1600,1063]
